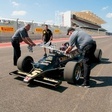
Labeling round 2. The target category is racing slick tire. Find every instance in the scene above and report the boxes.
[94,49,102,62]
[64,61,82,84]
[17,56,34,73]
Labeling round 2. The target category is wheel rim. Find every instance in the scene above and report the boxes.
[98,50,102,61]
[74,65,82,81]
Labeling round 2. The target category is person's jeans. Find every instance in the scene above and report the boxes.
[11,40,21,65]
[82,42,96,83]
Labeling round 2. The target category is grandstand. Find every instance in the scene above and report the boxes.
[0,10,107,42]
[62,11,106,36]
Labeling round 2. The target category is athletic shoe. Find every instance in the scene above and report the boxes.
[81,83,90,88]
[78,82,90,88]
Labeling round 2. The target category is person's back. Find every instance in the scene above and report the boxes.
[66,27,96,87]
[71,30,94,50]
[12,27,26,42]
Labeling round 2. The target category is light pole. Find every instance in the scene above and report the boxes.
[31,20,34,34]
[16,18,19,29]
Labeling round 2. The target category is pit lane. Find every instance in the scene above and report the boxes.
[0,37,112,112]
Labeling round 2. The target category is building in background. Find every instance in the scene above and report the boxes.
[61,11,106,35]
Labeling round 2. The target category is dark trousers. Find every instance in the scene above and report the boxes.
[11,40,21,65]
[81,42,96,83]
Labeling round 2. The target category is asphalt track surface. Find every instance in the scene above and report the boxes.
[0,36,112,112]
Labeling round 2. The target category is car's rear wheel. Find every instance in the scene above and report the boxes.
[17,56,34,73]
[94,49,102,62]
[64,61,82,84]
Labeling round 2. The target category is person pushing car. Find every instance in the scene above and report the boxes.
[11,23,36,66]
[65,27,96,87]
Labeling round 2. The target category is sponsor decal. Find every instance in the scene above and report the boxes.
[0,26,14,32]
[35,28,43,33]
[54,29,60,33]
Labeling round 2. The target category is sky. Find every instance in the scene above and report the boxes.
[0,0,112,32]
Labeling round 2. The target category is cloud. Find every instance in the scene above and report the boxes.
[45,20,54,24]
[12,1,19,6]
[11,11,27,16]
[102,6,109,10]
[106,13,112,18]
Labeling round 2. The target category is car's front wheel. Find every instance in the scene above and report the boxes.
[17,56,34,73]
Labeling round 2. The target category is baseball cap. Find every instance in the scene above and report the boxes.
[67,27,75,35]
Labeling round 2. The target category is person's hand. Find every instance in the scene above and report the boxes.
[33,43,36,46]
[30,43,36,46]
[64,50,67,54]
[30,43,34,47]
[65,50,69,54]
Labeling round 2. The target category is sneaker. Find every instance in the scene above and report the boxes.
[78,82,90,88]
[81,83,90,88]
[44,53,47,57]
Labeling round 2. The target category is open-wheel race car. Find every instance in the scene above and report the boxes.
[9,42,102,87]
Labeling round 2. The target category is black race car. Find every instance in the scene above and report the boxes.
[10,42,102,87]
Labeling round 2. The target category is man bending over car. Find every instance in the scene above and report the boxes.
[65,27,96,88]
[11,23,36,66]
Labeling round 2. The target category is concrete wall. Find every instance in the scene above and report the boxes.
[0,18,106,43]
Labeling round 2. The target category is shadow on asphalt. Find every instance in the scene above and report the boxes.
[90,57,112,88]
[91,57,112,69]
[28,81,68,93]
[100,58,112,64]
[14,76,68,93]
[90,76,112,88]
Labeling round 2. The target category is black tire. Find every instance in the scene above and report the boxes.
[64,42,69,47]
[64,61,82,84]
[94,49,102,62]
[17,56,34,73]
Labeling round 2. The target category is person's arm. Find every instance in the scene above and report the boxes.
[65,46,74,54]
[22,37,34,46]
[50,30,53,41]
[26,37,36,46]
[50,35,53,41]
[22,37,33,46]
[42,30,45,41]
[20,29,36,46]
[42,35,44,41]
[65,32,77,54]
